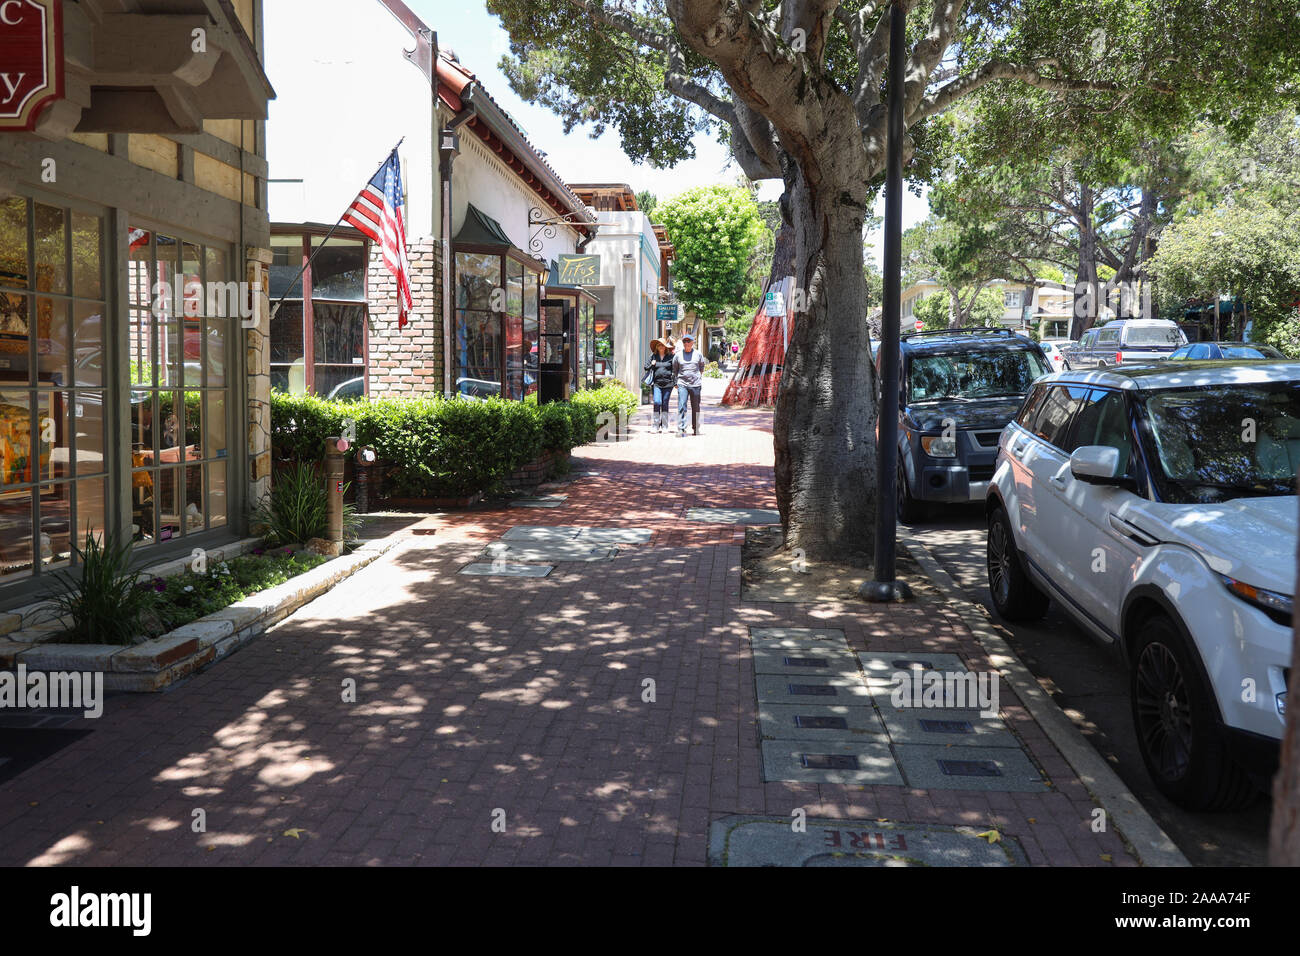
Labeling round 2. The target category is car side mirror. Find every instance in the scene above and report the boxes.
[1070,445,1122,484]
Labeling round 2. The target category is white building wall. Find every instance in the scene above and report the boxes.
[263,0,438,237]
[582,210,660,391]
[450,133,582,262]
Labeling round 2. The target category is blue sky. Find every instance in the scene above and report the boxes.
[409,1,929,264]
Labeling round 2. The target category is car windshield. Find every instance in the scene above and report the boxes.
[1138,381,1300,502]
[1221,345,1280,359]
[908,347,1049,402]
[1125,326,1182,347]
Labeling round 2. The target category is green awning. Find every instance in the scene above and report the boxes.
[453,203,515,249]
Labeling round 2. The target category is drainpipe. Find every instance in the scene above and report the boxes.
[440,109,474,396]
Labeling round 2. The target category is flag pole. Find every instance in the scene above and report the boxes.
[267,138,406,321]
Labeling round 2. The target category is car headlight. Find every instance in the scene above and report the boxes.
[1219,575,1294,627]
[920,434,957,457]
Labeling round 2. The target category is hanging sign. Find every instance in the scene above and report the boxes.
[656,302,681,324]
[556,254,600,285]
[0,0,64,132]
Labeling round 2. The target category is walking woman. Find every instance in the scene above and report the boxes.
[673,332,707,436]
[643,337,676,433]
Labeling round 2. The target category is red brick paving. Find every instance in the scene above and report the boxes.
[0,400,1138,866]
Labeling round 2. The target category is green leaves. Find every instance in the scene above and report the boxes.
[270,383,639,500]
[657,185,766,317]
[49,528,153,646]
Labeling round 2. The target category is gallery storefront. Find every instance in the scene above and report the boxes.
[0,0,273,607]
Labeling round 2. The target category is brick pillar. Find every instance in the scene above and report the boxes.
[368,240,443,398]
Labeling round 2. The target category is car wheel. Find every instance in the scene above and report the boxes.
[985,507,1049,620]
[1129,615,1259,811]
[896,463,925,525]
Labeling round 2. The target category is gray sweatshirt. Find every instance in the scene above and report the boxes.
[674,349,706,388]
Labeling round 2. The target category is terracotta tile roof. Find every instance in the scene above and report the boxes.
[436,51,594,231]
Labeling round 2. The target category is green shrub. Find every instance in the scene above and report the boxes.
[537,400,574,451]
[49,528,154,645]
[253,461,359,545]
[270,386,628,499]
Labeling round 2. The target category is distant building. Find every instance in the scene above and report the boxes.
[874,277,1077,338]
[567,185,674,393]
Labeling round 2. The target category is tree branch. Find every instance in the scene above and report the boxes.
[908,60,1170,126]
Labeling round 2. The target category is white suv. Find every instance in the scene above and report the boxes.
[986,361,1298,810]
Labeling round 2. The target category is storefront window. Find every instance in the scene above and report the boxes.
[0,196,108,581]
[594,316,614,376]
[270,233,368,399]
[522,272,539,397]
[127,228,233,546]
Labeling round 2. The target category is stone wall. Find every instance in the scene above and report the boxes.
[368,240,444,397]
[246,248,273,509]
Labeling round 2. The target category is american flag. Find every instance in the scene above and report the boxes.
[342,150,414,329]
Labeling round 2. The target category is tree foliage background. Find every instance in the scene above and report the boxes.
[655,184,765,320]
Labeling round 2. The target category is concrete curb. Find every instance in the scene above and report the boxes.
[0,538,403,692]
[902,533,1190,868]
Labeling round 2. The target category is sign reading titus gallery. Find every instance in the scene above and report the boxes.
[0,0,63,132]
[556,254,600,285]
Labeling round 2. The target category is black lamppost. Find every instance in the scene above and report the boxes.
[862,0,913,603]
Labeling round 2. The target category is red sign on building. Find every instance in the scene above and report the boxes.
[0,0,63,132]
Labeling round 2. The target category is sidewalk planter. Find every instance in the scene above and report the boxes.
[270,383,636,502]
[0,539,399,691]
[501,449,570,493]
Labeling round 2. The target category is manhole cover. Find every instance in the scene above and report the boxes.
[708,815,1029,867]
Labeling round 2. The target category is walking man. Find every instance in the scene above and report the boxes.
[673,332,707,436]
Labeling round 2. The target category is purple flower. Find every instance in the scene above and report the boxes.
[252,547,265,556]
[153,578,166,592]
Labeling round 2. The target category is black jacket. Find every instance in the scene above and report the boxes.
[644,352,676,388]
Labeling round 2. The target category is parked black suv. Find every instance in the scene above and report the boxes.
[884,328,1051,522]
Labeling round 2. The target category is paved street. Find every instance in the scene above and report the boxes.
[907,506,1273,867]
[0,397,1144,867]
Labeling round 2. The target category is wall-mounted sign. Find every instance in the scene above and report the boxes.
[556,254,600,285]
[656,302,682,324]
[0,0,64,132]
[765,290,786,317]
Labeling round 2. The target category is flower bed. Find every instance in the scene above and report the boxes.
[126,549,327,644]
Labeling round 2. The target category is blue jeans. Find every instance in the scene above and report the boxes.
[652,384,673,411]
[677,384,701,433]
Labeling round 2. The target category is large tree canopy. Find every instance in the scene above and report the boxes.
[488,0,1300,560]
[657,185,766,318]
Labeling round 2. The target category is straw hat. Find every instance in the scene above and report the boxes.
[650,338,669,352]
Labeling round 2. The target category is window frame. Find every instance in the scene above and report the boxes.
[269,227,371,399]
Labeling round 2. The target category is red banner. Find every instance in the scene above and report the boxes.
[0,0,63,132]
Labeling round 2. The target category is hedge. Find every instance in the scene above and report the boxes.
[270,380,639,498]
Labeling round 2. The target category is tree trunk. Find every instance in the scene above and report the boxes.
[1071,184,1099,339]
[1269,468,1300,864]
[947,287,963,328]
[772,163,877,564]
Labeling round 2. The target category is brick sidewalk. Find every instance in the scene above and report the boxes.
[0,400,1138,866]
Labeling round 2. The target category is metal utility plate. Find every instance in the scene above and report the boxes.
[708,815,1028,867]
